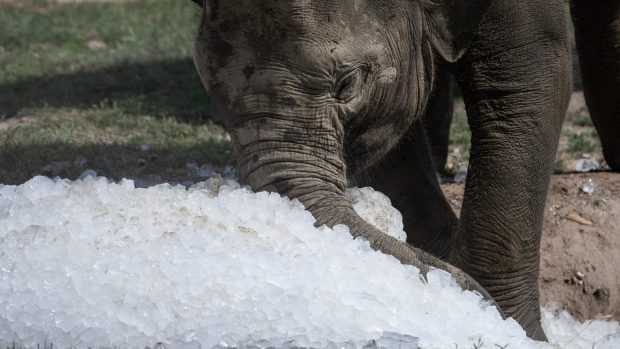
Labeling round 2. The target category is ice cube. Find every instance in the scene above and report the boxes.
[581,178,598,195]
[575,158,600,172]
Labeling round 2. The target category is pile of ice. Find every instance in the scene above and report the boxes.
[542,304,620,349]
[345,187,407,242]
[1,176,619,349]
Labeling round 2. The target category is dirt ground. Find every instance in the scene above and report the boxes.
[442,172,620,321]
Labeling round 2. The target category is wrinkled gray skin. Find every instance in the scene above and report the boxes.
[426,1,620,175]
[192,0,571,340]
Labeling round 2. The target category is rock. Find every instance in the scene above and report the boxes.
[85,36,107,50]
[78,169,97,180]
[566,213,593,226]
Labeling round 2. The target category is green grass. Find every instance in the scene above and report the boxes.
[0,0,233,185]
[554,159,566,173]
[0,0,210,122]
[448,109,471,163]
[0,106,232,184]
[0,0,198,83]
[566,131,597,154]
[571,114,594,127]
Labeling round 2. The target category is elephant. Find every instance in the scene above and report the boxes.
[190,0,575,341]
[424,1,620,175]
[570,1,620,171]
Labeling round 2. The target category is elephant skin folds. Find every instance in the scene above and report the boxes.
[442,172,620,322]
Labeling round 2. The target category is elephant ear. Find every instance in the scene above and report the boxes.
[425,0,491,62]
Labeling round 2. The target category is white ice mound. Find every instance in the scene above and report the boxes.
[346,187,407,242]
[542,304,620,349]
[0,176,617,349]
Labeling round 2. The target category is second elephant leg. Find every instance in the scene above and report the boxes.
[450,0,571,340]
[355,120,457,260]
[571,0,620,171]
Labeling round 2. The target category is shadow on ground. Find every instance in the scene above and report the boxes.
[0,141,233,185]
[0,58,211,123]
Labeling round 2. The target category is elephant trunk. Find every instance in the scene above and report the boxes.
[230,116,354,227]
[228,117,498,305]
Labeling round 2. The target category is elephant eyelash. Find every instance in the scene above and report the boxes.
[333,65,369,103]
[335,74,358,102]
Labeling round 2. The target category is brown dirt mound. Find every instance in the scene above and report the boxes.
[441,172,620,321]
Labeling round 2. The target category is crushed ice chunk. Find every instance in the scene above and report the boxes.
[222,165,237,180]
[197,164,215,178]
[454,166,468,184]
[185,161,222,179]
[346,187,406,241]
[185,160,198,170]
[0,176,618,348]
[575,158,600,172]
[542,303,620,349]
[581,178,598,195]
[78,169,97,180]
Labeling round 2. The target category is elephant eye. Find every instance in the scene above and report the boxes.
[334,66,367,103]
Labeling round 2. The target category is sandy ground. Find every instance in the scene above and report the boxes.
[442,172,620,321]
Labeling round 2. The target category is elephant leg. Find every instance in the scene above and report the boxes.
[355,119,457,260]
[423,60,455,179]
[450,0,571,341]
[570,0,620,171]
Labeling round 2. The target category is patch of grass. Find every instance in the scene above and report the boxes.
[566,112,594,127]
[572,115,594,127]
[2,106,228,148]
[0,0,231,185]
[448,110,471,163]
[0,0,199,82]
[0,58,212,123]
[0,107,232,185]
[0,0,208,122]
[554,159,566,173]
[566,131,597,154]
[554,101,605,171]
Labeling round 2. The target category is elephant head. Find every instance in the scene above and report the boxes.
[192,0,491,290]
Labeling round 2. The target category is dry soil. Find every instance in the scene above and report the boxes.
[442,172,620,321]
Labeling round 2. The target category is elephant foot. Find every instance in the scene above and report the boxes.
[528,322,547,342]
[603,148,620,172]
[449,251,547,341]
